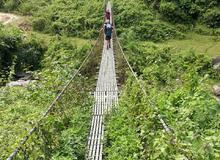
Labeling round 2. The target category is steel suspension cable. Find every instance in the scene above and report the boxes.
[111,5,171,133]
[7,30,103,160]
[112,8,190,159]
[114,33,172,133]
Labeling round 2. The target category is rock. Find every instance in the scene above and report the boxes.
[213,85,220,96]
[212,56,220,70]
[213,63,220,70]
[15,72,33,80]
[215,96,220,102]
[7,80,32,87]
[212,56,220,65]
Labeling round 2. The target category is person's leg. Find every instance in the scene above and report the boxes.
[105,37,108,50]
[109,38,111,48]
[107,40,110,49]
[106,39,109,50]
[106,37,110,50]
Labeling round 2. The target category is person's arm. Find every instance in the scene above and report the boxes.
[100,24,105,32]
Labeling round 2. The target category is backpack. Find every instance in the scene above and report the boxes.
[104,23,112,36]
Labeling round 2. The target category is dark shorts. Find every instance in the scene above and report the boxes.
[105,36,111,40]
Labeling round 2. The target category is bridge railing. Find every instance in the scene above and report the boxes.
[6,30,104,160]
[111,2,172,134]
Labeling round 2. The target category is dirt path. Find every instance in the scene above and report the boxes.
[0,12,20,25]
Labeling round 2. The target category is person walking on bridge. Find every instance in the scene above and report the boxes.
[105,9,110,21]
[104,20,113,50]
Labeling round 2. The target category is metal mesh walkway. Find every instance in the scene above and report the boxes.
[87,2,118,160]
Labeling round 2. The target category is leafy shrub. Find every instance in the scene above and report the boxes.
[51,21,63,35]
[203,8,220,28]
[113,0,154,28]
[0,0,103,37]
[159,1,188,23]
[22,0,103,38]
[145,0,220,29]
[0,1,4,8]
[133,21,184,41]
[113,0,183,42]
[0,34,92,158]
[32,18,47,32]
[18,2,33,15]
[105,41,220,159]
[0,26,45,82]
[2,0,21,11]
[194,25,214,35]
[16,38,45,71]
[0,26,21,80]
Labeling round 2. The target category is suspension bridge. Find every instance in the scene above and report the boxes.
[6,1,172,160]
[87,2,118,160]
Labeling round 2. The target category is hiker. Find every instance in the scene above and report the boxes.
[104,20,113,50]
[105,9,110,21]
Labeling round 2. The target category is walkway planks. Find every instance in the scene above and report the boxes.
[87,2,118,160]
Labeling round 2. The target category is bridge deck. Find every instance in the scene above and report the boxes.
[87,2,118,160]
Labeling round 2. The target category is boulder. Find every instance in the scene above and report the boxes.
[213,85,220,96]
[212,56,220,65]
[213,56,220,70]
[7,80,32,87]
[15,72,33,80]
[213,63,220,70]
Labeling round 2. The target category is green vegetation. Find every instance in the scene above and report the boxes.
[0,0,103,159]
[146,0,220,28]
[161,33,220,57]
[0,25,45,84]
[0,0,103,38]
[105,41,220,159]
[113,0,220,43]
[1,0,220,159]
[113,0,184,42]
[104,0,220,159]
[0,32,93,158]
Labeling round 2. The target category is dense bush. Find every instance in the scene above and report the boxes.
[105,42,220,159]
[0,26,45,83]
[0,34,93,158]
[0,0,21,11]
[145,0,220,28]
[159,1,190,23]
[0,26,21,81]
[203,8,220,28]
[32,17,47,32]
[133,21,184,41]
[113,0,182,42]
[16,38,45,71]
[20,0,103,38]
[0,0,103,38]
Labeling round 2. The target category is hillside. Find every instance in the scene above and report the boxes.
[1,0,220,159]
[104,0,220,159]
[0,0,102,159]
